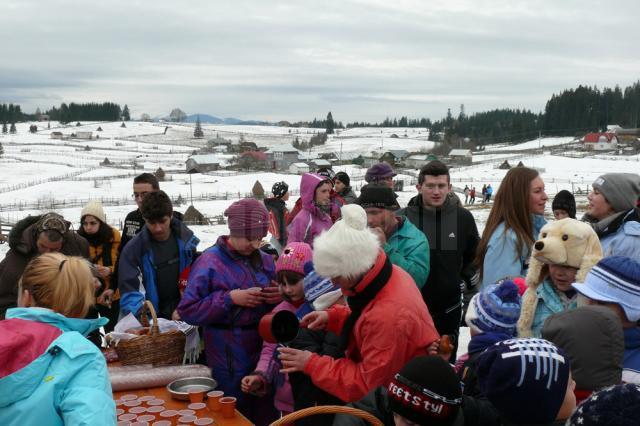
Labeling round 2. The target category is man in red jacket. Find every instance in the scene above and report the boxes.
[279,204,439,403]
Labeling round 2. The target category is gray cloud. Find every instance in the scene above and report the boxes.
[1,0,639,121]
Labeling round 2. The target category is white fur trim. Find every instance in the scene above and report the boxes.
[313,204,380,278]
[313,289,344,311]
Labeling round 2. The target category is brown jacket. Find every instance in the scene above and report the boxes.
[0,216,89,318]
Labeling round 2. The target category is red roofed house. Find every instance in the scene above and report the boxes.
[582,132,618,151]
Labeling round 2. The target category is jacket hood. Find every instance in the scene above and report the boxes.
[6,308,107,336]
[0,308,107,407]
[8,215,76,256]
[300,173,329,213]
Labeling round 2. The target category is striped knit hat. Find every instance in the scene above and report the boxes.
[572,256,640,322]
[465,280,521,336]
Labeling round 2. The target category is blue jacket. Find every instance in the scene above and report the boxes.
[623,327,640,384]
[0,308,114,426]
[119,218,199,318]
[481,215,547,288]
[530,280,577,338]
[600,209,640,260]
[384,217,430,289]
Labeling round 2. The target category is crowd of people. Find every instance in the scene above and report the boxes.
[0,163,639,425]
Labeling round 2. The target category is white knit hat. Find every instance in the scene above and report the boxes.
[81,200,106,223]
[313,204,381,279]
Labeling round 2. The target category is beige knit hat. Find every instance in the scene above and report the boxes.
[81,200,106,223]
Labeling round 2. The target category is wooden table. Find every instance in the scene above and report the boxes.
[113,387,253,425]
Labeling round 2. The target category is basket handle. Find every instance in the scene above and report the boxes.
[140,300,160,336]
[270,405,383,426]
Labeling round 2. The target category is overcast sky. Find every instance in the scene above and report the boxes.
[2,0,639,122]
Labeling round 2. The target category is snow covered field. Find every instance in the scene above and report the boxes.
[2,121,638,356]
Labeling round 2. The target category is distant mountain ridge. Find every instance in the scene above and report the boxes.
[184,114,269,125]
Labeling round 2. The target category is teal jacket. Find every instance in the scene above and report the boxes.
[384,217,430,289]
[0,308,115,426]
[481,215,547,288]
[530,280,578,337]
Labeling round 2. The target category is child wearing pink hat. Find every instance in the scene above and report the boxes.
[241,242,313,416]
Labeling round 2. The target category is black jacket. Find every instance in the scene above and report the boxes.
[332,387,499,426]
[264,197,288,248]
[398,194,479,315]
[289,328,345,426]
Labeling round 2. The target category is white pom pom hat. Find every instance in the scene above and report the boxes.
[313,204,381,279]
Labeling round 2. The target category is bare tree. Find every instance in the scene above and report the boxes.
[169,108,187,122]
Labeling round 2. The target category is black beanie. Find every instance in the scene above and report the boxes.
[387,356,463,425]
[552,190,576,219]
[335,171,350,187]
[356,184,399,210]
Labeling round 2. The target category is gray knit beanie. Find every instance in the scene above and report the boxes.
[592,173,640,213]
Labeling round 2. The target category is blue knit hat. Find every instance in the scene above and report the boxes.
[465,280,521,336]
[302,261,338,302]
[568,384,640,426]
[572,256,640,322]
[477,338,571,424]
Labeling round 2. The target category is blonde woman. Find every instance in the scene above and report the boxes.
[0,253,115,426]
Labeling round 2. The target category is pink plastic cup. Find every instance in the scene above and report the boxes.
[119,412,137,422]
[187,402,206,416]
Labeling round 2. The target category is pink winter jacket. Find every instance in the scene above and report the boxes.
[255,300,298,413]
[287,173,336,247]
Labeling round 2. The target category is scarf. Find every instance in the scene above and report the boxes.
[339,256,393,352]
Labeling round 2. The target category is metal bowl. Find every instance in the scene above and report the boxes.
[166,377,218,401]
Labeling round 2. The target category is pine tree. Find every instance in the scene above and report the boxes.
[122,104,130,121]
[9,123,16,134]
[326,111,335,135]
[2,121,7,134]
[193,116,204,138]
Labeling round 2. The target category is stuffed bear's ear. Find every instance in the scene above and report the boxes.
[525,255,547,289]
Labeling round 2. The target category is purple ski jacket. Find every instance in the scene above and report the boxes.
[287,173,336,246]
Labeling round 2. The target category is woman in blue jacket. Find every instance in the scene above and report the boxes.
[0,252,115,426]
[476,167,548,287]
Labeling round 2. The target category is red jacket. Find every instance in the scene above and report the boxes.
[303,251,439,402]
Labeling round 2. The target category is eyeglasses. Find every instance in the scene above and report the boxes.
[132,192,150,199]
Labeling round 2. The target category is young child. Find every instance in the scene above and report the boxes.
[240,242,313,416]
[571,256,640,384]
[552,190,576,220]
[477,338,577,425]
[457,279,521,397]
[542,306,624,405]
[517,218,602,337]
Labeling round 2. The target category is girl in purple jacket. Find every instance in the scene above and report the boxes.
[287,173,339,246]
[241,242,313,415]
[177,199,281,425]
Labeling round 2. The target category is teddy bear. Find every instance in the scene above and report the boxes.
[517,218,603,337]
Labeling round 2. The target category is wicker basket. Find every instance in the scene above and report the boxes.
[114,301,186,366]
[270,406,383,426]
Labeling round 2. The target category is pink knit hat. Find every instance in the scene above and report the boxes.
[224,198,269,240]
[276,242,313,275]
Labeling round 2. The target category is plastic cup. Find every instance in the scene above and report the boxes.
[120,394,139,401]
[193,419,214,425]
[116,408,125,416]
[115,399,125,407]
[187,403,206,416]
[147,399,165,406]
[138,395,156,402]
[206,390,223,412]
[138,415,156,423]
[188,389,205,403]
[159,409,179,426]
[129,406,147,415]
[119,412,137,422]
[152,421,173,426]
[177,409,195,417]
[146,405,165,416]
[177,415,197,424]
[124,400,142,408]
[219,396,237,419]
